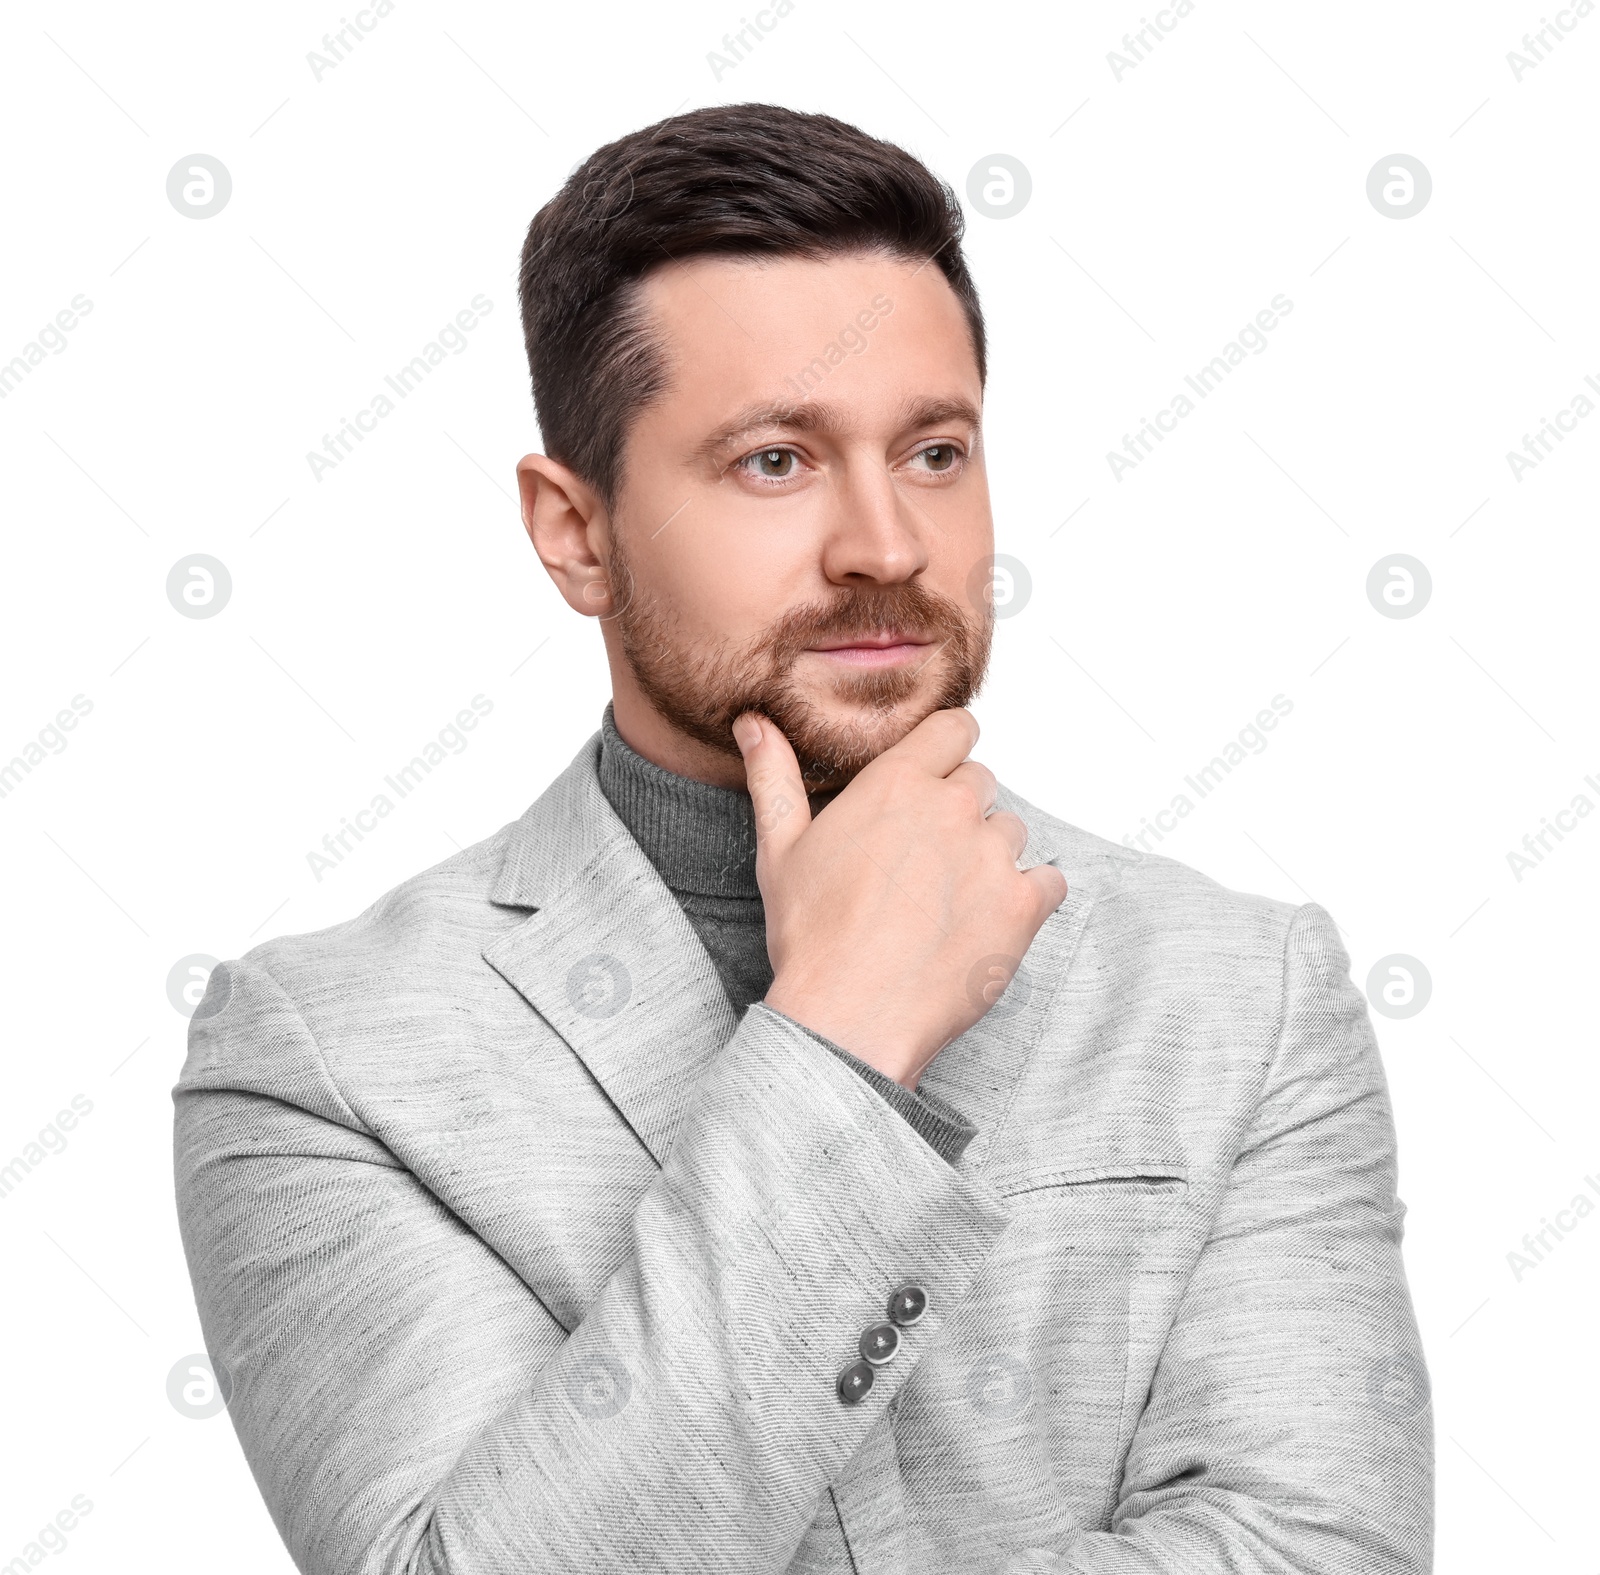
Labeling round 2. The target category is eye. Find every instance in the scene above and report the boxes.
[908,442,964,475]
[739,447,798,479]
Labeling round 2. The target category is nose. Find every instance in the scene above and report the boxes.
[817,449,931,587]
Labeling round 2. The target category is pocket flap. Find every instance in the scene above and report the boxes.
[998,1159,1189,1197]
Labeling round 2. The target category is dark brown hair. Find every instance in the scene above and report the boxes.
[517,102,985,507]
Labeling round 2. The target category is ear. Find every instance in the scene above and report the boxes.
[516,452,616,618]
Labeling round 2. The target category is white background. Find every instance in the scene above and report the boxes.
[2,0,1595,1568]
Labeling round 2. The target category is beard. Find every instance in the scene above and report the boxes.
[607,537,994,793]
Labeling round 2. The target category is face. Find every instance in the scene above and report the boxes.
[527,249,996,792]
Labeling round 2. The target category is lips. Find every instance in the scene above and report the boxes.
[808,632,931,652]
[803,633,934,669]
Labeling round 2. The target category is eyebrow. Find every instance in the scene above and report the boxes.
[694,394,982,469]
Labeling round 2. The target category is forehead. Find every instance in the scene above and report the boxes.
[631,250,982,426]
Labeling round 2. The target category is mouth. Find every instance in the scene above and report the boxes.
[804,632,935,668]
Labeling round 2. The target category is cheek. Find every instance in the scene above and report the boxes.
[926,517,994,606]
[645,505,817,632]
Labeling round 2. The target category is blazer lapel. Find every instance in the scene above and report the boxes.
[481,741,1100,1183]
[482,733,738,1170]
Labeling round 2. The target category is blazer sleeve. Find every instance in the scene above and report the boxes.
[801,1022,979,1166]
[172,961,1013,1575]
[993,901,1434,1575]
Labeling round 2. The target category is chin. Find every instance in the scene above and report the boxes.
[780,681,955,792]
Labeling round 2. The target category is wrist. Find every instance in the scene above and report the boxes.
[762,983,924,1086]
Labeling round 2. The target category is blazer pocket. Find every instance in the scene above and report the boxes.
[995,1161,1189,1200]
[916,1159,1192,1542]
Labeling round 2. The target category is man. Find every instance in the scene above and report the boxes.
[173,103,1432,1573]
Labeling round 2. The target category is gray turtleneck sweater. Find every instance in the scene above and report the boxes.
[595,704,978,1167]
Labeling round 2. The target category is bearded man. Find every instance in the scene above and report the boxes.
[173,103,1432,1575]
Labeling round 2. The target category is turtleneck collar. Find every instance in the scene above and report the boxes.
[597,702,763,900]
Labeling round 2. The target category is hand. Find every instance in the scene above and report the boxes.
[734,707,1068,1089]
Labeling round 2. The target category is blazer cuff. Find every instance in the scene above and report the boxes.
[767,1010,979,1168]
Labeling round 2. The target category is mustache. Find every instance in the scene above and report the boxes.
[753,581,977,663]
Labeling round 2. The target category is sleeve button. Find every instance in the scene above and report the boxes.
[837,1360,875,1404]
[887,1284,928,1326]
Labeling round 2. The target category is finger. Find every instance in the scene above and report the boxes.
[984,808,1028,863]
[733,712,812,859]
[1021,861,1069,921]
[946,760,998,818]
[878,707,980,780]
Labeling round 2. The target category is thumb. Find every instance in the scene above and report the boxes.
[733,712,811,861]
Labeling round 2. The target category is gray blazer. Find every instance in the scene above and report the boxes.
[172,731,1433,1574]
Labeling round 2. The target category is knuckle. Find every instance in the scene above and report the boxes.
[930,707,974,748]
[1034,866,1068,911]
[1005,877,1040,921]
[948,779,985,820]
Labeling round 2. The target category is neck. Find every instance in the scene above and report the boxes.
[608,674,750,792]
[597,702,760,898]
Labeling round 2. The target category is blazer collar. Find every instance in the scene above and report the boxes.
[482,731,1095,1179]
[483,731,738,1171]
